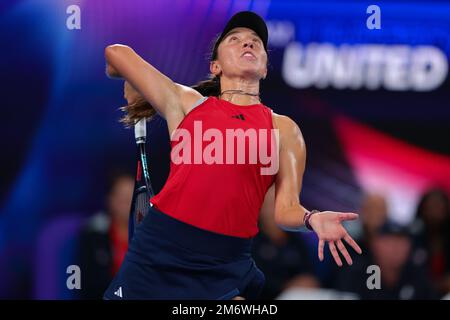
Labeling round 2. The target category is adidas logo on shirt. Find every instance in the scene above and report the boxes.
[231,114,245,120]
[114,286,123,298]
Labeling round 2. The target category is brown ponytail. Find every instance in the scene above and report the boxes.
[119,75,221,127]
[119,96,157,127]
[190,75,221,97]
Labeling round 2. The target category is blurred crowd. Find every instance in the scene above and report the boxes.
[75,170,133,300]
[75,172,450,300]
[253,188,450,300]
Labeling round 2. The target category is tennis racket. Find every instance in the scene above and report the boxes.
[128,118,155,241]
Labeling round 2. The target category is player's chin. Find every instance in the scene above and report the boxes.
[237,65,264,81]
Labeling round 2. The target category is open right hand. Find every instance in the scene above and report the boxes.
[309,211,362,267]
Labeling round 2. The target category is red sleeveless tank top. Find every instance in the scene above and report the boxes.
[150,96,277,238]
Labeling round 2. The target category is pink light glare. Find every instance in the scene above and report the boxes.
[334,115,450,224]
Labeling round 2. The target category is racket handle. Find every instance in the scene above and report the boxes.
[135,118,147,142]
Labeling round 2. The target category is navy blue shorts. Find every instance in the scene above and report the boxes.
[104,205,265,300]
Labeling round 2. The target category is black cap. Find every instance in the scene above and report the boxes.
[211,11,268,60]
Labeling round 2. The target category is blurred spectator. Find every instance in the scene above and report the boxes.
[410,188,450,296]
[358,193,388,251]
[76,171,134,299]
[276,286,358,300]
[252,203,318,299]
[334,222,438,299]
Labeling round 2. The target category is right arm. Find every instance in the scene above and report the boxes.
[104,44,203,135]
[272,114,362,266]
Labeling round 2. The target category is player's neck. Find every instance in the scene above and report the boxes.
[219,77,260,106]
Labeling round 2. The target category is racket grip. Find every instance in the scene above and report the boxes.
[135,118,147,141]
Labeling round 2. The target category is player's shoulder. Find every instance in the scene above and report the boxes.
[271,112,302,137]
[175,83,205,115]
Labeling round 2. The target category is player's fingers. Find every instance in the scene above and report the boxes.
[338,213,359,222]
[343,234,362,254]
[318,239,325,261]
[337,239,352,265]
[328,241,343,267]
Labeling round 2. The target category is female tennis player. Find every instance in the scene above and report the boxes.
[103,11,362,300]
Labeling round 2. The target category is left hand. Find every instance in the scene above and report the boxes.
[309,211,362,267]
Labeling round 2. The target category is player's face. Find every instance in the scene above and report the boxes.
[211,27,267,81]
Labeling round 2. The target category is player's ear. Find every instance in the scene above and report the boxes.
[210,60,222,77]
